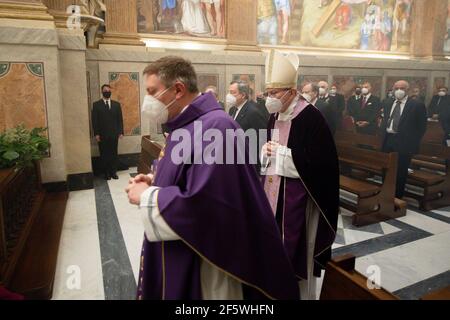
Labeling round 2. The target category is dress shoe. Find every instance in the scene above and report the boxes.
[111,174,119,180]
[104,174,111,180]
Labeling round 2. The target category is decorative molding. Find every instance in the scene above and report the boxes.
[0,1,54,21]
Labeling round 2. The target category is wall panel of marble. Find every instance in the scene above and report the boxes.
[0,62,48,135]
[97,61,148,155]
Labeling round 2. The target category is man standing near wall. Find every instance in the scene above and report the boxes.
[92,84,124,180]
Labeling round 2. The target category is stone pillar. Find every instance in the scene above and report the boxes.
[100,0,144,47]
[0,0,53,21]
[410,0,448,59]
[226,0,259,51]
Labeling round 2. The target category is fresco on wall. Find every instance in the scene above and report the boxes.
[0,62,49,139]
[109,72,141,136]
[333,75,382,100]
[257,0,413,52]
[137,0,226,38]
[444,0,450,52]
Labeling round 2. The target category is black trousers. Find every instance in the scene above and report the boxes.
[98,136,119,176]
[384,133,412,199]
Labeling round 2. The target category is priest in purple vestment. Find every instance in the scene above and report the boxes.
[261,50,340,300]
[125,56,299,300]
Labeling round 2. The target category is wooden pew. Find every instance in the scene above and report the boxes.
[320,254,399,300]
[137,135,164,175]
[337,144,406,226]
[335,130,382,151]
[407,143,450,210]
[422,120,444,144]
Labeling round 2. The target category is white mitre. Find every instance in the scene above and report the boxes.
[265,50,300,89]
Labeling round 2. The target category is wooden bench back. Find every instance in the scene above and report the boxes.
[335,131,382,151]
[138,135,163,175]
[320,254,399,300]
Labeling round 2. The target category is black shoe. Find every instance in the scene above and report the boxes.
[111,174,119,180]
[104,174,111,180]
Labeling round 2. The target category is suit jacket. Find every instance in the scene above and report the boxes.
[347,95,362,118]
[316,97,337,135]
[381,97,427,155]
[428,94,450,117]
[229,100,268,132]
[92,99,124,139]
[352,94,382,135]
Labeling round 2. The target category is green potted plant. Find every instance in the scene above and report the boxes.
[0,125,50,170]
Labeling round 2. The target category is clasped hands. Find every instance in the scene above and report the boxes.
[125,173,154,206]
[262,141,281,158]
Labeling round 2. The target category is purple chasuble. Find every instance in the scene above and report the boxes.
[264,99,340,280]
[137,93,299,300]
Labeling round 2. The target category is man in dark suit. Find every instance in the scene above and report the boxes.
[92,84,124,180]
[330,84,345,130]
[227,81,268,169]
[347,86,362,118]
[316,81,338,135]
[352,82,382,135]
[381,80,427,198]
[227,81,267,132]
[428,86,450,119]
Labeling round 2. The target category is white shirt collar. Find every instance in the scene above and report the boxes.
[363,93,371,100]
[236,100,247,111]
[103,98,111,104]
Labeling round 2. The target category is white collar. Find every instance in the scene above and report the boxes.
[236,100,247,110]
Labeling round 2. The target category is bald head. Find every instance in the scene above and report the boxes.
[318,81,329,90]
[394,80,410,91]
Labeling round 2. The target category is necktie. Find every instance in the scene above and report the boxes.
[362,96,367,109]
[106,100,110,110]
[389,100,402,133]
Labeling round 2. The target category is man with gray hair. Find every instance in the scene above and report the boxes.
[227,80,267,133]
[381,80,427,198]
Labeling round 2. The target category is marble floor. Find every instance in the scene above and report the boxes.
[52,168,450,300]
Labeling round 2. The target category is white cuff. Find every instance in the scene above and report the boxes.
[274,146,300,179]
[140,187,180,242]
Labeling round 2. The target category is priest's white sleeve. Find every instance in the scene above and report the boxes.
[274,146,300,179]
[139,186,180,242]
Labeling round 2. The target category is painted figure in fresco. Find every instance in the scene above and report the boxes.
[275,0,291,44]
[367,3,382,50]
[335,3,352,31]
[319,0,330,8]
[257,0,278,45]
[444,3,450,52]
[392,0,411,49]
[201,0,222,36]
[181,0,210,34]
[380,10,392,51]
[360,12,372,50]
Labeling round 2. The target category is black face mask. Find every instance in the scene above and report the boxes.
[355,89,362,95]
[102,91,112,99]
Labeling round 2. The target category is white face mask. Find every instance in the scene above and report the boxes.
[394,89,406,101]
[141,87,176,125]
[265,90,289,114]
[361,88,369,95]
[329,89,337,96]
[438,91,447,97]
[319,87,327,96]
[226,93,237,107]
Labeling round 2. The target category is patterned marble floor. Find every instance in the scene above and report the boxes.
[52,168,450,300]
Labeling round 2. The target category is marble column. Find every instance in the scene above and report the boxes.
[226,0,259,51]
[410,0,448,59]
[100,0,144,47]
[0,0,53,21]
